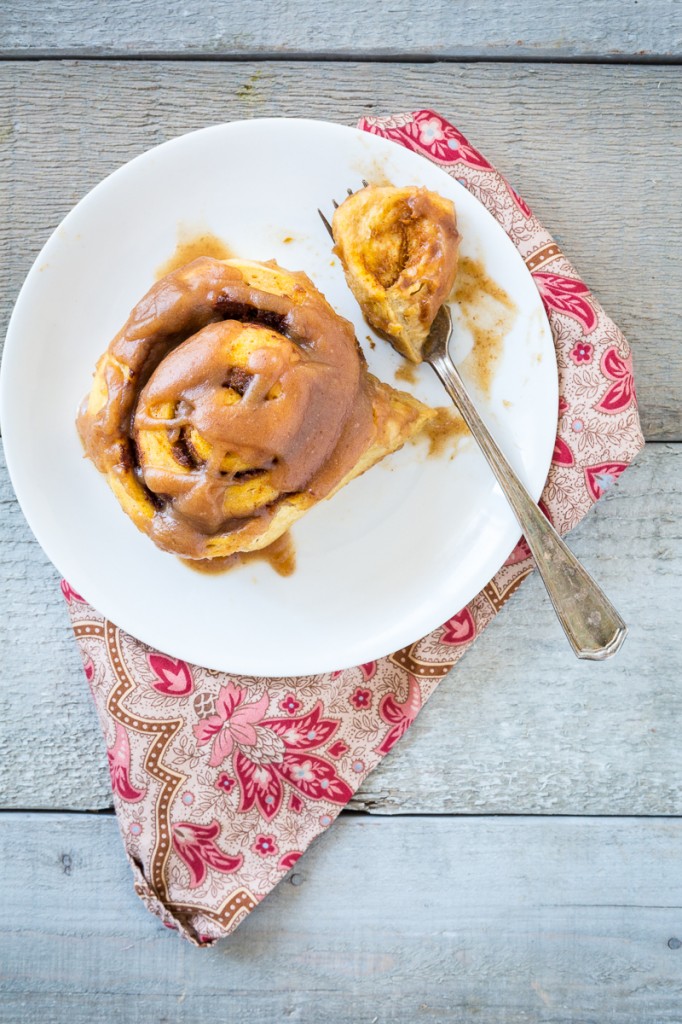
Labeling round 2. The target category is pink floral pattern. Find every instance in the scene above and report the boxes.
[552,436,575,467]
[64,109,644,948]
[172,820,243,888]
[234,703,353,820]
[148,653,194,696]
[82,652,95,683]
[251,834,279,857]
[440,607,476,646]
[504,177,532,219]
[107,723,146,802]
[570,341,593,365]
[533,272,598,334]
[278,693,301,714]
[349,687,372,709]
[60,580,85,604]
[363,109,493,171]
[193,682,269,767]
[584,462,629,502]
[375,677,423,756]
[595,347,637,414]
[215,773,235,794]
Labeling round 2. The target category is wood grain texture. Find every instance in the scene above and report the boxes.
[1,61,680,440]
[3,0,681,58]
[2,36,681,1020]
[2,442,679,814]
[2,812,682,1023]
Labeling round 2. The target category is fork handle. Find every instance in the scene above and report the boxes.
[427,349,627,660]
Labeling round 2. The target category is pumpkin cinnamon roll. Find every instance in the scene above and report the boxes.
[332,185,460,362]
[77,257,433,561]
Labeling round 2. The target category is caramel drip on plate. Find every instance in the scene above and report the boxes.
[453,257,517,395]
[394,362,418,385]
[155,232,234,279]
[422,406,469,458]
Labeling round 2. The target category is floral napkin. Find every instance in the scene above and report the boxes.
[63,110,644,945]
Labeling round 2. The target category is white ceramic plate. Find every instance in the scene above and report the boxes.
[0,118,556,676]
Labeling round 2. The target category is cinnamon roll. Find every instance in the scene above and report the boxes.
[332,185,460,362]
[77,257,433,561]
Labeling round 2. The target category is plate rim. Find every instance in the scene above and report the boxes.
[0,116,557,675]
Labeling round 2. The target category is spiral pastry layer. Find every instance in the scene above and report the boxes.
[332,185,460,362]
[77,257,433,560]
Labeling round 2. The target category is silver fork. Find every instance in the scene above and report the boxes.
[317,181,369,237]
[320,194,627,660]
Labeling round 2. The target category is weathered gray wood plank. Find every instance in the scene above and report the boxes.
[2,442,679,815]
[1,812,682,1023]
[1,61,679,439]
[2,0,681,58]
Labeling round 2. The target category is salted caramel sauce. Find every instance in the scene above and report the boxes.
[155,231,233,279]
[453,257,517,395]
[421,406,469,457]
[182,530,296,577]
[77,257,376,560]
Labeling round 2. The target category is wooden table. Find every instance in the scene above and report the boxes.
[1,3,681,1020]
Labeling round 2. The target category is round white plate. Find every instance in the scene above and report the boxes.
[0,118,556,676]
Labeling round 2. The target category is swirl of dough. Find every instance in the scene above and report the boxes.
[77,256,431,560]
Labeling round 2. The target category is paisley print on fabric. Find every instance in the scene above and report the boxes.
[64,109,644,947]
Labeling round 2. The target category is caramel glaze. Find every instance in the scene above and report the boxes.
[182,530,296,577]
[422,406,469,457]
[453,257,517,395]
[155,232,233,278]
[394,362,418,385]
[77,257,375,559]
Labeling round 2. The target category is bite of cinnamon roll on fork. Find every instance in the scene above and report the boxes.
[331,184,460,363]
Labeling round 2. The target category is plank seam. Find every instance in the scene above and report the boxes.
[1,53,681,65]
[2,808,681,820]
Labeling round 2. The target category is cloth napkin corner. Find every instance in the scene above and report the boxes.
[63,109,644,945]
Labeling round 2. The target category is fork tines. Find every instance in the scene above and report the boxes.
[318,180,370,240]
[318,208,333,239]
